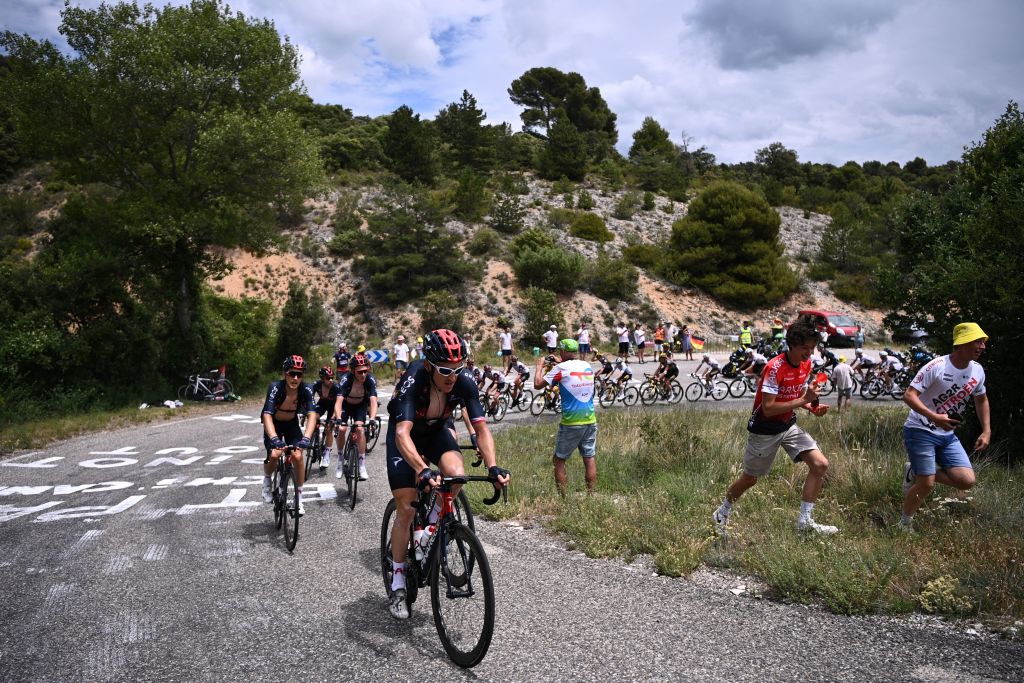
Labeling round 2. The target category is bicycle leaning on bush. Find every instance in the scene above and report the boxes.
[177,370,233,401]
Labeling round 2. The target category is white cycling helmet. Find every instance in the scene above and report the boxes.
[880,350,888,357]
[702,353,711,361]
[855,348,863,357]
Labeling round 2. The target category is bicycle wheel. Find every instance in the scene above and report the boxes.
[622,386,640,406]
[820,376,835,397]
[529,393,546,416]
[176,385,187,401]
[346,439,359,510]
[728,379,747,399]
[343,436,355,498]
[184,383,200,401]
[282,467,299,551]
[272,469,284,530]
[711,381,729,401]
[668,380,684,404]
[598,386,616,408]
[684,381,703,402]
[639,382,657,406]
[863,378,883,401]
[380,499,419,612]
[306,429,321,479]
[514,389,533,412]
[491,397,507,422]
[365,417,382,452]
[430,523,494,668]
[455,489,476,533]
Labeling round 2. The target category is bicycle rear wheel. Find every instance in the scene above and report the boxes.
[282,467,299,551]
[622,386,640,406]
[728,379,747,399]
[668,380,684,404]
[639,382,657,406]
[346,439,359,510]
[431,523,494,668]
[380,499,419,612]
[306,429,321,479]
[711,381,729,401]
[492,397,507,422]
[516,389,534,412]
[684,382,702,402]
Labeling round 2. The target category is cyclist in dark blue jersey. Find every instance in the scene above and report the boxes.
[332,352,379,481]
[384,329,510,620]
[311,366,339,473]
[261,355,319,515]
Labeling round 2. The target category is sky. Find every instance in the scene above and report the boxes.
[5,0,1024,165]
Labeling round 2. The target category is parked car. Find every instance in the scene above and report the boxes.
[891,323,931,343]
[796,309,861,348]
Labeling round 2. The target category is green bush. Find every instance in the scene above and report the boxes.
[419,290,464,332]
[546,207,575,231]
[453,170,489,221]
[622,243,661,269]
[569,212,613,242]
[512,247,584,294]
[488,192,525,234]
[642,191,656,210]
[585,254,638,301]
[577,189,595,210]
[498,172,530,195]
[467,226,501,256]
[327,228,360,257]
[522,286,565,347]
[202,291,275,391]
[511,227,556,253]
[273,283,330,365]
[612,190,642,219]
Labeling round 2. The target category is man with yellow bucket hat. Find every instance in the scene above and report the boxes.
[899,322,991,531]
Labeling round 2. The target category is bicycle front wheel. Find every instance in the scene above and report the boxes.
[639,382,657,406]
[346,439,359,510]
[272,470,284,530]
[431,523,494,668]
[711,381,729,401]
[530,393,546,416]
[365,417,382,452]
[515,389,533,412]
[684,381,702,402]
[283,467,299,551]
[622,386,640,407]
[598,386,616,409]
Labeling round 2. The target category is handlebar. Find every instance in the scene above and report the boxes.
[424,473,509,505]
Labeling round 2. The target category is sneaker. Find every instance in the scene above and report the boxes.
[336,468,343,480]
[297,500,305,517]
[796,518,839,535]
[359,463,369,481]
[902,462,915,495]
[389,588,410,620]
[262,481,273,503]
[712,504,730,532]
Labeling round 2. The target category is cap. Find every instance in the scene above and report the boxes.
[838,356,846,363]
[953,322,987,346]
[559,338,579,352]
[549,325,557,330]
[397,335,405,341]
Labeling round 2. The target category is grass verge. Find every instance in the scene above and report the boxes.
[465,405,1023,623]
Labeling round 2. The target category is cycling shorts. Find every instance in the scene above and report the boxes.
[386,419,460,490]
[316,399,334,420]
[340,401,368,425]
[263,418,304,458]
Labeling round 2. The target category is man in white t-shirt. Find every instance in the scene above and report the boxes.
[576,323,592,360]
[831,356,854,412]
[616,322,630,359]
[499,326,513,371]
[543,325,558,354]
[900,322,991,531]
[393,335,410,382]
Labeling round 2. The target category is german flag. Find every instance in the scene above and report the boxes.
[691,336,706,351]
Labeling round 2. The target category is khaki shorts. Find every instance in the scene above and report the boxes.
[743,425,818,477]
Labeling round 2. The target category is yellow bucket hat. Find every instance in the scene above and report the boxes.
[952,322,988,346]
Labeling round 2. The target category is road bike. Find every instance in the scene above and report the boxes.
[337,417,366,510]
[271,445,301,552]
[727,374,758,399]
[481,390,508,422]
[177,370,234,401]
[305,416,332,479]
[503,383,534,413]
[684,373,729,402]
[380,473,505,667]
[638,374,683,405]
[597,380,639,408]
[530,386,562,415]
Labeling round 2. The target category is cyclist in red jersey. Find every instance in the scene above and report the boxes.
[713,314,839,535]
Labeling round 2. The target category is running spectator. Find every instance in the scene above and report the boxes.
[534,339,597,496]
[899,323,991,531]
[713,314,838,535]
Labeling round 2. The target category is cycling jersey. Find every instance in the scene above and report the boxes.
[388,359,485,435]
[262,380,316,419]
[510,361,530,378]
[312,379,339,416]
[333,350,351,367]
[905,355,986,435]
[486,370,507,388]
[543,359,596,426]
[748,353,810,435]
[599,361,614,375]
[336,371,378,405]
[664,362,679,379]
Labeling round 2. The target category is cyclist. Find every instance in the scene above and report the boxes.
[612,357,633,392]
[481,364,508,415]
[738,348,767,377]
[713,314,838,535]
[877,349,904,392]
[694,352,721,388]
[261,356,318,515]
[850,348,878,382]
[595,353,615,393]
[478,363,492,391]
[333,353,379,481]
[466,358,482,387]
[311,366,340,473]
[651,353,679,393]
[508,355,531,407]
[385,329,510,620]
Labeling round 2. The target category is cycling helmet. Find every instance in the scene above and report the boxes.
[423,329,467,364]
[510,354,518,363]
[483,364,492,372]
[283,355,305,372]
[559,338,578,352]
[702,353,710,361]
[659,353,668,361]
[352,353,370,369]
[880,350,888,357]
[855,348,863,357]
[466,358,475,367]
[319,366,334,380]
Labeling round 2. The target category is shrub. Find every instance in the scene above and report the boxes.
[563,192,574,209]
[511,228,555,253]
[488,192,525,234]
[522,286,565,346]
[512,247,584,294]
[273,283,330,366]
[546,207,575,231]
[498,172,530,195]
[585,254,638,301]
[419,290,464,332]
[202,292,275,391]
[467,226,501,256]
[577,189,595,210]
[622,243,661,269]
[327,228,360,257]
[642,191,656,210]
[453,170,489,221]
[612,190,642,219]
[569,212,613,242]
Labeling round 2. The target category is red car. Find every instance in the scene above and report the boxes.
[796,309,861,347]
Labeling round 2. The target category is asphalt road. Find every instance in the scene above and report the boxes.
[2,384,1021,682]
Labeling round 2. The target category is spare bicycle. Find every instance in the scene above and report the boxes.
[177,370,234,401]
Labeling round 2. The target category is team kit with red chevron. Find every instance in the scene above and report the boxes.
[261,318,991,667]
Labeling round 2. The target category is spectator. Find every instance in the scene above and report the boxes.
[681,325,694,361]
[667,321,679,359]
[499,325,513,371]
[832,355,854,412]
[615,322,630,359]
[543,325,559,355]
[634,323,647,364]
[393,335,411,383]
[577,322,592,361]
[739,321,753,349]
[653,323,666,355]
[534,339,597,496]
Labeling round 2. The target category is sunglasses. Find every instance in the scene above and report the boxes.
[355,369,369,375]
[286,371,304,379]
[433,364,465,377]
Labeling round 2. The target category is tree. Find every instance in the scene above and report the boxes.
[755,142,802,186]
[434,90,495,173]
[418,290,464,333]
[2,0,323,372]
[628,117,679,192]
[880,102,1024,449]
[382,105,437,184]
[508,67,617,158]
[657,181,797,307]
[274,283,330,364]
[538,111,587,181]
[522,286,565,347]
[488,192,525,234]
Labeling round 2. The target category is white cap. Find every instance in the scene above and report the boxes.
[549,325,556,330]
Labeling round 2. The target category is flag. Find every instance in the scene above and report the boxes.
[691,336,706,351]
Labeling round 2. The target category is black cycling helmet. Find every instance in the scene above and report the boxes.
[423,329,467,364]
[319,366,334,380]
[283,355,305,372]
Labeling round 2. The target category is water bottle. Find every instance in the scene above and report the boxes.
[412,526,425,562]
[420,524,436,553]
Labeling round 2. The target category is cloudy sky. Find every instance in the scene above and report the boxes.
[5,0,1024,165]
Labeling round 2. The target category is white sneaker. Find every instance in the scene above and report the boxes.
[902,462,915,495]
[389,588,409,620]
[796,518,839,535]
[322,452,331,468]
[297,500,305,517]
[336,468,343,480]
[262,481,272,503]
[712,504,730,533]
[359,463,369,481]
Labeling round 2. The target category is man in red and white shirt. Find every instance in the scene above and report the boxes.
[714,315,839,535]
[899,322,991,531]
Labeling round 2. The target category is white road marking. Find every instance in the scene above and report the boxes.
[71,529,104,551]
[143,544,167,561]
[1,456,63,468]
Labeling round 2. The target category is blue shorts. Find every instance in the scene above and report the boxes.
[903,426,973,476]
[555,423,598,460]
[580,343,591,353]
[395,360,408,370]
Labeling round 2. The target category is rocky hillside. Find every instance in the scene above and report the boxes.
[211,176,885,346]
